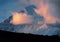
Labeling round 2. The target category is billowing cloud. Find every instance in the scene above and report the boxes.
[10,12,34,25]
[34,0,60,24]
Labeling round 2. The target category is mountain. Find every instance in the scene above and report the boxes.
[0,5,60,36]
[0,5,44,33]
[47,22,60,28]
[0,16,15,31]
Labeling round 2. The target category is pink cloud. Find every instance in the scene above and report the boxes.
[34,0,59,24]
[10,12,34,25]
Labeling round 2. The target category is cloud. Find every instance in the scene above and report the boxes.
[10,12,34,25]
[34,0,60,24]
[29,0,60,34]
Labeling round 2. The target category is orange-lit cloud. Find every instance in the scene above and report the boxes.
[10,12,34,25]
[35,0,57,24]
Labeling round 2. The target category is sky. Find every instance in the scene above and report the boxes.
[0,0,60,23]
[0,0,60,36]
[0,0,29,22]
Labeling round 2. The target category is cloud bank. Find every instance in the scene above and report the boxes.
[34,0,60,24]
[10,12,34,25]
